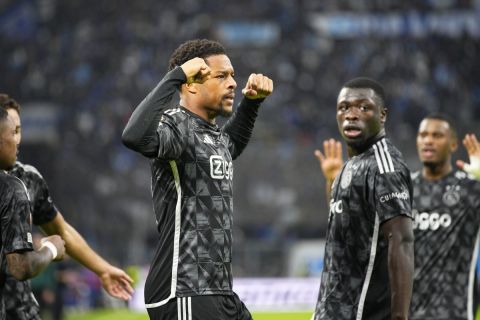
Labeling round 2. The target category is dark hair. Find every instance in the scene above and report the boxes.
[423,113,457,139]
[168,39,226,71]
[0,108,9,124]
[343,77,386,108]
[0,93,20,114]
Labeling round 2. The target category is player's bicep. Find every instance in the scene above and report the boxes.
[380,215,414,242]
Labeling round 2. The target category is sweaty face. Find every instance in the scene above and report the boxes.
[6,108,21,145]
[336,88,385,148]
[0,115,18,170]
[416,118,456,166]
[197,54,237,117]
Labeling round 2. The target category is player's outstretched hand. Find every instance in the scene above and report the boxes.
[314,139,344,182]
[242,73,273,100]
[41,235,66,261]
[181,57,211,84]
[456,133,480,180]
[99,265,135,301]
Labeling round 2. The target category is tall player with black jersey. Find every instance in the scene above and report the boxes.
[0,108,66,320]
[410,114,480,320]
[312,78,414,320]
[0,94,134,320]
[122,39,273,320]
[315,117,480,319]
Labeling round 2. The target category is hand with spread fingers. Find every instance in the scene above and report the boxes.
[242,73,273,100]
[314,139,344,182]
[456,133,480,180]
[99,265,135,301]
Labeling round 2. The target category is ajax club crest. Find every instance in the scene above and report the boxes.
[442,185,460,207]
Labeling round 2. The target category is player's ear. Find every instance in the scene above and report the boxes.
[450,134,458,153]
[184,83,198,94]
[380,107,387,124]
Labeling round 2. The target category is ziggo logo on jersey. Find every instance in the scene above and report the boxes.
[412,209,452,231]
[209,155,233,180]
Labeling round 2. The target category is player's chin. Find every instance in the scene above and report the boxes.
[219,104,234,117]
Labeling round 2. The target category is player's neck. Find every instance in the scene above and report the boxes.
[347,131,385,157]
[422,161,452,181]
[180,99,217,125]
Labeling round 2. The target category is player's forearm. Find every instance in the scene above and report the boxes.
[122,67,186,155]
[388,234,414,320]
[222,98,262,159]
[41,214,110,275]
[61,222,111,275]
[6,248,54,281]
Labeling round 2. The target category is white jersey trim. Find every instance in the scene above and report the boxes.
[373,139,394,174]
[381,139,395,172]
[177,297,192,320]
[356,213,380,320]
[467,227,480,320]
[145,160,182,309]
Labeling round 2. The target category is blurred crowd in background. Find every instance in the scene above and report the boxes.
[1,0,480,316]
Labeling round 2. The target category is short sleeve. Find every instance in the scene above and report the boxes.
[31,174,58,225]
[1,182,34,254]
[372,169,413,224]
[156,109,188,160]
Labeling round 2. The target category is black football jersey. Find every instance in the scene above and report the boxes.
[123,68,263,310]
[410,170,480,320]
[0,171,34,320]
[3,162,56,319]
[314,137,413,320]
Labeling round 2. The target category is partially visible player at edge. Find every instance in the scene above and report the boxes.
[315,117,480,319]
[410,115,480,319]
[0,107,66,320]
[312,78,414,320]
[0,94,134,320]
[122,39,273,320]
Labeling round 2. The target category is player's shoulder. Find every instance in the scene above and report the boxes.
[453,170,480,189]
[161,106,188,121]
[367,137,410,175]
[0,171,26,194]
[10,161,44,180]
[159,106,190,130]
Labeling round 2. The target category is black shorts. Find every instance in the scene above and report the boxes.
[146,293,252,320]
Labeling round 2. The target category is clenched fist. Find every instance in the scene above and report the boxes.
[242,73,273,100]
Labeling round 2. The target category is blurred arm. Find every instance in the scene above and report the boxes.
[456,133,480,180]
[314,139,344,203]
[380,216,414,320]
[40,212,134,301]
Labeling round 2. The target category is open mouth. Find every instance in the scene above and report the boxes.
[343,125,362,138]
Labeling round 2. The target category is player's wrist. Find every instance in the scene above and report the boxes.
[40,240,58,260]
[464,156,480,180]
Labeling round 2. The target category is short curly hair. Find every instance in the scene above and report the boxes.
[343,77,386,109]
[168,39,226,71]
[0,93,20,114]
